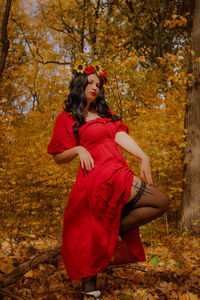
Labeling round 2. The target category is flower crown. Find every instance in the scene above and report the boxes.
[72,60,107,83]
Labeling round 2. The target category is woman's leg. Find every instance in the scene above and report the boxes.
[82,274,97,293]
[81,274,102,299]
[120,176,169,234]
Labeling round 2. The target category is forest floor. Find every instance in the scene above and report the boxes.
[0,217,199,300]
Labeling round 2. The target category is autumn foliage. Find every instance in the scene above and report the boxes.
[0,0,199,299]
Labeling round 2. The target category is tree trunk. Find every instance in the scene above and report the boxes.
[180,0,200,233]
[0,0,12,78]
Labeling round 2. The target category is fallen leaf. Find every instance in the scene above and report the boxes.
[0,257,14,274]
[24,269,34,278]
[150,255,159,267]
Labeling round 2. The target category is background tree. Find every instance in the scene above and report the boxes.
[180,0,200,233]
[0,0,12,78]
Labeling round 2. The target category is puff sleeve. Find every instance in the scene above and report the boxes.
[114,119,129,135]
[108,109,129,135]
[47,113,77,155]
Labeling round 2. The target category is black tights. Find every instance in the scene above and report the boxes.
[82,274,97,294]
[120,177,169,234]
[82,176,169,293]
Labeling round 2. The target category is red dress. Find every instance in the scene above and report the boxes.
[47,111,145,280]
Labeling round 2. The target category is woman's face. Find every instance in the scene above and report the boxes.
[84,74,100,104]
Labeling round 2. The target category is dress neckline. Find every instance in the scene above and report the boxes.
[85,117,104,124]
[79,117,112,131]
[64,112,111,127]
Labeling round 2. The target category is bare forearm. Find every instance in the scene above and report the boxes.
[115,131,149,161]
[52,146,80,164]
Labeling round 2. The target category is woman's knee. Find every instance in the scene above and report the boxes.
[158,191,169,213]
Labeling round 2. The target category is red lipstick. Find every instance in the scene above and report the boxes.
[91,92,96,96]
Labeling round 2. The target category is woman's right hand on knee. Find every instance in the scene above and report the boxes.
[76,146,95,171]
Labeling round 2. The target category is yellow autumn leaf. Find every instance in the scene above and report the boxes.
[24,269,34,278]
[179,293,199,300]
[194,57,200,62]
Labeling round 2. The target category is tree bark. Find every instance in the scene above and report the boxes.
[180,0,200,233]
[0,0,12,78]
[0,247,61,288]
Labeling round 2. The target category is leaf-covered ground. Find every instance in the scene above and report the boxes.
[0,218,199,300]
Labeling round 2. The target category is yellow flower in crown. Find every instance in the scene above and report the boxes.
[73,60,86,74]
[92,62,103,76]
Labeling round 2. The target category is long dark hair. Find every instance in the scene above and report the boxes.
[63,73,120,136]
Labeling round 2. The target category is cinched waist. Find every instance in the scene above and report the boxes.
[82,138,116,150]
[77,138,128,171]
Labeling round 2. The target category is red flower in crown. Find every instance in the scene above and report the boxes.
[100,70,107,83]
[84,65,96,74]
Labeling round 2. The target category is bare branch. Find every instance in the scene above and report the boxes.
[87,0,97,11]
[113,0,160,64]
[39,60,70,65]
[47,25,66,33]
[11,18,70,65]
[57,0,76,35]
[0,246,61,288]
[11,18,36,60]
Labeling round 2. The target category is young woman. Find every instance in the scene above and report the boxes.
[47,62,169,299]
